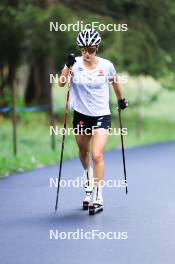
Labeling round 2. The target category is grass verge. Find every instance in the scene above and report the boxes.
[0,89,175,177]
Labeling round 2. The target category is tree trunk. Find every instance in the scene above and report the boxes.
[25,57,55,105]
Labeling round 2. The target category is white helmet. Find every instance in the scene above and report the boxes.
[77,29,101,47]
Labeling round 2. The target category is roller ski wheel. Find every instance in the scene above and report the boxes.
[83,201,89,210]
[89,204,103,215]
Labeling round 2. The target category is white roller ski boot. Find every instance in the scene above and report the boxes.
[89,184,103,215]
[83,167,94,210]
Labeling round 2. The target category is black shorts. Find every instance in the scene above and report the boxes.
[73,110,111,134]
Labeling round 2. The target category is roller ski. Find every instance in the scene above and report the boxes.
[82,167,94,210]
[89,185,103,215]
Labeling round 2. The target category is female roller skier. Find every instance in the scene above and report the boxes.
[59,29,128,215]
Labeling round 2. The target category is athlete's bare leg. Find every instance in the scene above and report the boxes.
[92,128,109,185]
[75,134,92,170]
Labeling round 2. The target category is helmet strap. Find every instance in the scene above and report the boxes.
[95,46,99,55]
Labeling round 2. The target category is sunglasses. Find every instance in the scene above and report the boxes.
[80,46,97,54]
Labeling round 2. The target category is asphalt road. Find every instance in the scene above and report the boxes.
[0,142,175,264]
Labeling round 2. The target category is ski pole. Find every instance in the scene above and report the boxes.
[55,79,71,212]
[118,109,128,194]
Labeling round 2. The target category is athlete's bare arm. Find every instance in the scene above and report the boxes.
[112,75,123,100]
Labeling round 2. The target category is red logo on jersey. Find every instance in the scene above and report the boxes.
[79,120,84,125]
[98,69,105,76]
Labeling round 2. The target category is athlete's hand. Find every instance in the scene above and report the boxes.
[118,98,128,110]
[66,53,76,68]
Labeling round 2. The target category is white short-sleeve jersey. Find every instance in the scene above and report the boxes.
[69,56,117,116]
